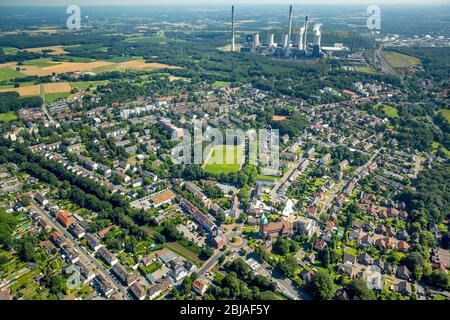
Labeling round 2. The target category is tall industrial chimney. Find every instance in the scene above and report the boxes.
[268,34,275,48]
[231,6,235,52]
[254,33,260,47]
[302,16,309,51]
[283,34,289,49]
[298,26,305,50]
[286,5,293,56]
[313,24,322,47]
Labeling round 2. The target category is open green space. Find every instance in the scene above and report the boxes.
[70,80,109,90]
[378,104,399,118]
[213,81,232,87]
[440,108,450,124]
[0,111,17,122]
[382,51,421,69]
[24,58,59,68]
[0,68,27,81]
[124,35,167,44]
[204,145,244,174]
[45,92,70,103]
[1,46,19,54]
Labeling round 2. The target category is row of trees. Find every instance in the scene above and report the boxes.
[0,92,42,113]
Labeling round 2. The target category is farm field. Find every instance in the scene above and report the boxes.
[70,80,109,90]
[0,82,70,97]
[204,144,244,174]
[23,45,69,55]
[0,56,181,78]
[23,58,60,68]
[382,51,421,69]
[1,46,19,54]
[0,66,27,81]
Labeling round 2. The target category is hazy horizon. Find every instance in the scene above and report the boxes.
[1,0,449,6]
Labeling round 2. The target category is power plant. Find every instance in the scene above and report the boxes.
[231,5,235,52]
[234,5,327,59]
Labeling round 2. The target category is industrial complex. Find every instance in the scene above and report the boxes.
[232,5,349,59]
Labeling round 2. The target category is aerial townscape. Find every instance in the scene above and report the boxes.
[0,1,449,303]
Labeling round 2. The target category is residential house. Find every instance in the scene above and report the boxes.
[130,283,146,300]
[86,233,102,252]
[98,247,118,266]
[192,279,209,296]
[396,265,411,281]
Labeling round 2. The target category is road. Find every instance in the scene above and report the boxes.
[29,199,131,300]
[197,251,224,278]
[319,150,380,216]
[374,44,396,75]
[258,261,312,300]
[269,162,296,204]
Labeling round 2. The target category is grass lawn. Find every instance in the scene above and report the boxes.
[204,145,244,174]
[24,58,59,68]
[89,64,122,74]
[0,67,27,81]
[440,108,450,124]
[105,56,139,63]
[124,35,167,44]
[382,51,421,69]
[1,46,19,54]
[0,112,17,122]
[57,55,95,63]
[255,174,280,181]
[378,104,399,118]
[70,80,109,90]
[432,142,450,157]
[213,81,232,87]
[141,261,163,274]
[45,92,70,103]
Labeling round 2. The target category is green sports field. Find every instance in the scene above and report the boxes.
[204,145,244,174]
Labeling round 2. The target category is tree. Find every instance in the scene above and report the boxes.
[182,277,193,295]
[0,208,17,246]
[346,278,376,300]
[425,270,449,290]
[200,247,214,260]
[254,245,269,262]
[403,252,425,280]
[18,240,36,262]
[273,238,290,255]
[154,233,166,244]
[276,256,297,278]
[308,270,335,300]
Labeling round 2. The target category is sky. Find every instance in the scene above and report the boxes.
[0,0,448,6]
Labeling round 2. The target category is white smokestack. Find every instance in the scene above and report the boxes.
[286,5,293,55]
[254,33,260,47]
[298,26,305,49]
[231,6,235,52]
[313,23,322,47]
[303,16,309,51]
[283,34,289,49]
[268,34,275,47]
